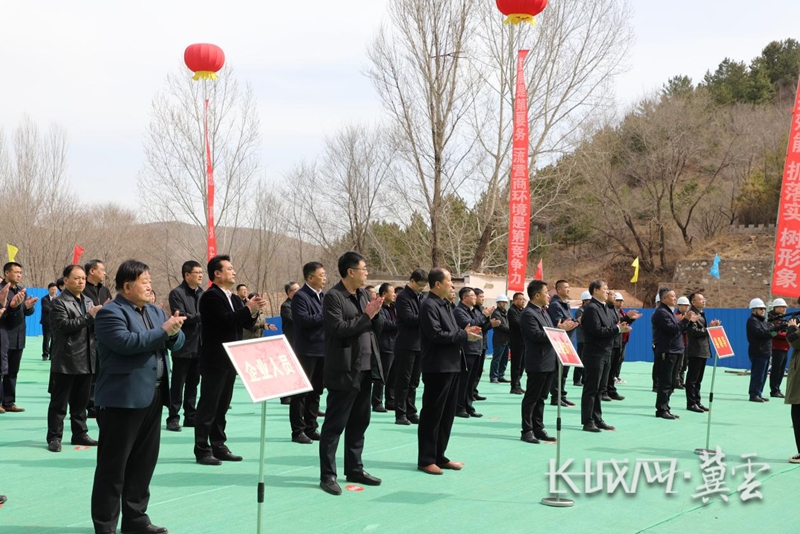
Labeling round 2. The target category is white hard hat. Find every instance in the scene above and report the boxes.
[614,292,624,301]
[580,291,591,300]
[496,294,509,303]
[749,298,766,309]
[772,298,788,307]
[677,296,690,306]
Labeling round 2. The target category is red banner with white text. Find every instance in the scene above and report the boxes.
[205,98,218,262]
[772,79,800,298]
[507,49,531,293]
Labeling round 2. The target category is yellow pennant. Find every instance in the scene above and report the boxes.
[630,257,640,284]
[7,244,19,262]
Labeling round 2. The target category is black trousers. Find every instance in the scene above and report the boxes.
[652,348,661,390]
[550,365,570,399]
[371,350,395,408]
[509,342,525,390]
[168,357,200,425]
[393,349,421,418]
[2,348,23,407]
[474,348,487,392]
[771,349,788,395]
[573,343,585,384]
[655,353,679,413]
[522,371,554,434]
[319,371,372,479]
[91,388,162,534]
[418,371,460,467]
[47,372,92,443]
[581,357,610,425]
[603,346,623,396]
[290,355,324,437]
[674,349,688,387]
[792,404,800,454]
[194,367,236,459]
[457,353,481,414]
[685,357,707,407]
[42,326,52,359]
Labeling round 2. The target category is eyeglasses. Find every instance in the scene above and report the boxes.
[190,270,204,275]
[351,267,369,273]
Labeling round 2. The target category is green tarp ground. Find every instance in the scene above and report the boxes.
[0,342,797,533]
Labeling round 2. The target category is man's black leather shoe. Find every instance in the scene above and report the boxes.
[320,477,342,495]
[520,431,540,444]
[121,523,168,533]
[196,456,222,466]
[583,423,601,432]
[535,431,557,442]
[596,421,616,431]
[71,434,99,446]
[408,414,420,424]
[687,405,704,413]
[292,433,313,444]
[215,450,243,462]
[346,471,382,486]
[306,430,321,441]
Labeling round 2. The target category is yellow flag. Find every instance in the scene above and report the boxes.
[630,257,640,284]
[7,244,18,262]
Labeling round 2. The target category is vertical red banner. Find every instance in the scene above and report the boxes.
[507,49,531,293]
[204,98,217,262]
[772,79,800,297]
[72,245,85,266]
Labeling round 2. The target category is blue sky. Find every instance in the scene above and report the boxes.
[1,0,798,208]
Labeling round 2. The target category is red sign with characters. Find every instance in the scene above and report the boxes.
[707,326,734,359]
[223,336,312,403]
[544,327,583,367]
[507,49,531,293]
[772,79,800,298]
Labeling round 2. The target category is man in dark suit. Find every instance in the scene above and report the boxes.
[394,269,427,425]
[520,280,577,444]
[47,265,103,453]
[417,268,482,475]
[279,281,300,405]
[1,261,38,413]
[547,280,576,407]
[166,260,205,432]
[318,252,385,495]
[91,259,185,534]
[507,292,527,395]
[83,259,113,419]
[194,255,265,465]
[40,282,58,361]
[372,283,398,412]
[290,262,327,444]
[580,279,630,433]
[653,287,697,419]
[0,282,26,414]
[453,287,487,418]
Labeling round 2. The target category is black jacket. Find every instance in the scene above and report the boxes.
[168,281,203,359]
[453,302,484,356]
[291,284,325,358]
[395,285,423,352]
[491,306,510,346]
[322,282,384,391]
[83,281,112,308]
[747,313,777,359]
[547,295,573,340]
[199,284,257,371]
[652,303,690,355]
[0,282,35,349]
[686,306,712,359]
[520,303,557,373]
[508,305,524,348]
[378,304,398,353]
[581,298,619,368]
[40,294,56,327]
[280,298,295,348]
[420,293,467,373]
[50,290,95,375]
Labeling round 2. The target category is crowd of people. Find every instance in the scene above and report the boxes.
[1,256,800,531]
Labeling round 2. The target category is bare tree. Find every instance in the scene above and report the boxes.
[138,66,261,261]
[465,0,633,271]
[367,0,478,268]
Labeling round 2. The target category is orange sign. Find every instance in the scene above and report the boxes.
[707,326,734,359]
[544,327,583,367]
[223,335,312,403]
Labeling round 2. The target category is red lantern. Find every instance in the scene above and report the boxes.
[184,43,226,80]
[496,0,548,25]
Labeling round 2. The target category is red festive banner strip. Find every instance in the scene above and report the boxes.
[205,99,217,262]
[772,79,800,297]
[507,49,531,293]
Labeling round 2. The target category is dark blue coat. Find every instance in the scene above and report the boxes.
[453,302,484,356]
[291,284,325,358]
[520,303,557,373]
[420,293,467,373]
[746,313,777,359]
[652,303,689,355]
[94,295,185,409]
[395,285,423,352]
